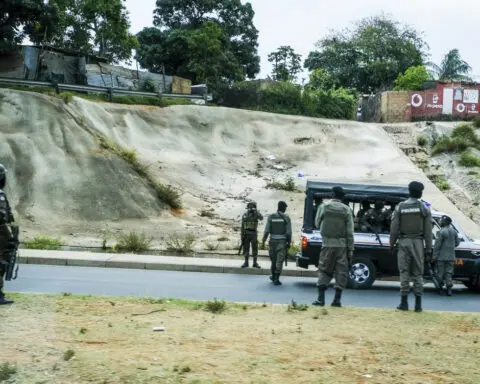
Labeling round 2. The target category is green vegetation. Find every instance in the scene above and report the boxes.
[287,299,308,312]
[287,242,300,258]
[199,209,215,218]
[0,362,17,381]
[417,135,428,146]
[164,233,196,254]
[25,236,61,250]
[63,350,75,361]
[114,232,152,254]
[431,123,479,155]
[97,135,182,209]
[428,175,451,191]
[394,65,431,91]
[204,298,227,314]
[266,176,298,192]
[459,151,480,167]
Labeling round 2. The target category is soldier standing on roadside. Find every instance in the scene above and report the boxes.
[390,181,433,312]
[433,215,460,296]
[312,186,354,307]
[262,201,292,286]
[240,201,263,268]
[0,164,15,305]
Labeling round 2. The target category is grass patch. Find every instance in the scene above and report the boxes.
[293,137,313,144]
[204,298,227,314]
[431,136,469,155]
[114,232,152,253]
[417,135,428,146]
[204,241,219,251]
[2,293,480,383]
[452,123,480,146]
[287,299,308,312]
[0,362,17,381]
[473,117,480,128]
[25,236,61,250]
[199,208,215,218]
[459,151,480,167]
[217,236,229,242]
[63,349,75,361]
[164,233,196,254]
[266,176,297,192]
[97,135,182,209]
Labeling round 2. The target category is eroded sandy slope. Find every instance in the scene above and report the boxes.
[1,89,479,248]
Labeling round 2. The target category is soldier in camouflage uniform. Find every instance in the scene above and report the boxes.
[0,164,15,305]
[262,201,292,286]
[240,201,264,268]
[433,215,460,296]
[362,200,388,233]
[390,181,432,312]
[312,186,354,307]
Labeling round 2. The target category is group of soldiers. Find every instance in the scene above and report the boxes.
[239,181,461,311]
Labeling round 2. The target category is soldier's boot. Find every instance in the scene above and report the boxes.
[414,295,422,313]
[273,273,282,286]
[252,257,261,269]
[241,257,249,268]
[396,295,408,311]
[312,285,326,306]
[0,291,13,305]
[446,286,453,296]
[269,263,275,281]
[331,288,343,307]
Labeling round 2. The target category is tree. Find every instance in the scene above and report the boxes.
[305,68,338,91]
[428,49,472,82]
[0,0,59,53]
[394,65,431,90]
[28,0,138,63]
[267,45,302,82]
[304,14,429,93]
[136,0,260,84]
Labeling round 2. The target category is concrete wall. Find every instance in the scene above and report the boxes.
[380,91,410,122]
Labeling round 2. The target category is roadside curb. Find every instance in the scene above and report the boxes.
[16,250,318,278]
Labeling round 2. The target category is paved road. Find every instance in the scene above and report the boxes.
[6,265,479,312]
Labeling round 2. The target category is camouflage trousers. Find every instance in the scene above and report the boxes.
[317,247,349,290]
[436,261,454,288]
[243,232,258,257]
[397,238,425,296]
[269,240,287,275]
[0,228,8,292]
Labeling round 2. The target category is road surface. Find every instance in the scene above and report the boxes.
[5,265,479,312]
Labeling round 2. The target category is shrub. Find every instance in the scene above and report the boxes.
[266,176,297,191]
[164,233,196,254]
[114,232,152,253]
[451,123,479,146]
[26,236,61,250]
[204,298,226,313]
[431,136,469,155]
[0,362,17,381]
[459,151,480,167]
[473,117,480,128]
[417,135,428,146]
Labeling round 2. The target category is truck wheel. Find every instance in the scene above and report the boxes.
[463,275,480,293]
[347,258,376,289]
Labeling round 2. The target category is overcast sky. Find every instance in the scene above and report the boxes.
[125,0,480,81]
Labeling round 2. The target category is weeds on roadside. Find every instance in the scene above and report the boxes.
[417,135,428,146]
[164,233,196,254]
[114,232,152,253]
[204,298,227,314]
[63,350,75,361]
[26,236,61,250]
[199,209,215,218]
[287,299,308,312]
[459,151,480,167]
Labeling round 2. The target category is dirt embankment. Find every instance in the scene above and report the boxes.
[1,89,479,248]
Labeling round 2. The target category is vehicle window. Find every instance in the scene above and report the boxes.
[432,221,441,240]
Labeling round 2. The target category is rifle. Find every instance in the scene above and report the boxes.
[363,221,384,246]
[237,233,245,255]
[4,225,19,281]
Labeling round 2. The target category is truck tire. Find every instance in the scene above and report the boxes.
[463,275,480,293]
[347,258,376,289]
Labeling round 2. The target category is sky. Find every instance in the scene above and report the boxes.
[125,0,480,81]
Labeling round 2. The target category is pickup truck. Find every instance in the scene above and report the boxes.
[296,180,480,292]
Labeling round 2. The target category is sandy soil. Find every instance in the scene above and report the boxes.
[0,294,479,384]
[1,89,479,249]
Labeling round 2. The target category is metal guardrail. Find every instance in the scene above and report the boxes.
[0,76,208,101]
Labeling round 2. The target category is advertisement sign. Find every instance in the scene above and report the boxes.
[463,89,479,103]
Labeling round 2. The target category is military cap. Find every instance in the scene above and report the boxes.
[408,181,424,192]
[441,215,452,224]
[278,201,288,209]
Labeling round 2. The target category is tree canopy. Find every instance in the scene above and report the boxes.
[394,65,431,91]
[136,0,260,84]
[304,14,429,93]
[428,49,472,82]
[1,0,138,62]
[267,45,302,82]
